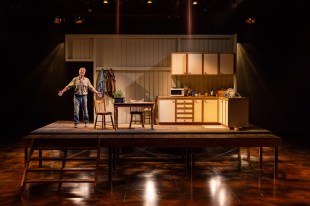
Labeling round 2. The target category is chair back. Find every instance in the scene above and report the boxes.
[130,98,144,112]
[94,99,107,114]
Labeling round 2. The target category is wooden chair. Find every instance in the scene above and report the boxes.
[129,99,145,129]
[94,99,115,129]
[143,107,152,124]
[143,96,158,125]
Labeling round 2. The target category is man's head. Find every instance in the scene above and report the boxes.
[79,67,86,77]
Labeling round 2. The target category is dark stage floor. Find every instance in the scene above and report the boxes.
[1,137,310,206]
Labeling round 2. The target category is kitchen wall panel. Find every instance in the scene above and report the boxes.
[66,37,93,61]
[104,70,173,123]
[95,37,177,67]
[65,34,236,124]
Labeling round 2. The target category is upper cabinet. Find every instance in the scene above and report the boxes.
[188,53,203,75]
[172,52,235,75]
[172,53,203,75]
[219,54,235,74]
[203,54,218,75]
[171,53,187,75]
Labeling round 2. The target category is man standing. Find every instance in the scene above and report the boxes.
[58,67,102,128]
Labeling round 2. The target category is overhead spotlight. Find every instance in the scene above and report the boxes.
[75,17,84,24]
[245,17,255,24]
[147,0,152,4]
[193,0,198,5]
[103,0,108,3]
[53,16,63,24]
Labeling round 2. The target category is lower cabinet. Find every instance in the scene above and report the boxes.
[194,100,203,122]
[219,97,249,129]
[203,99,218,123]
[158,99,175,123]
[176,99,194,123]
[158,96,249,129]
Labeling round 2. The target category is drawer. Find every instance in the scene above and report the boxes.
[176,118,193,122]
[176,109,192,113]
[176,114,193,118]
[176,105,193,109]
[176,100,193,104]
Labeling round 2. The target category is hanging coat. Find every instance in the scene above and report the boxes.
[106,68,116,97]
[97,68,107,96]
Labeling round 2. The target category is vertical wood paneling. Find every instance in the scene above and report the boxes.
[120,39,127,67]
[126,39,134,66]
[153,39,159,66]
[67,34,236,124]
[71,38,93,60]
[72,39,80,59]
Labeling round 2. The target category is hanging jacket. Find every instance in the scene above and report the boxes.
[97,68,107,96]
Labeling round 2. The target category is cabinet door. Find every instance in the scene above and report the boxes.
[224,99,228,126]
[203,54,218,75]
[194,99,202,122]
[227,98,249,128]
[158,99,176,123]
[203,99,218,122]
[188,53,203,75]
[171,53,187,75]
[220,54,234,74]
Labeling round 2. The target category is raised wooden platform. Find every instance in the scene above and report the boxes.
[20,121,281,191]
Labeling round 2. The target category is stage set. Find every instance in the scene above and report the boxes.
[20,121,281,192]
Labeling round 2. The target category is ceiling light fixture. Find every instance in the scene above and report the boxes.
[103,0,108,3]
[147,0,152,4]
[245,17,255,24]
[53,16,63,24]
[193,0,198,5]
[75,17,84,24]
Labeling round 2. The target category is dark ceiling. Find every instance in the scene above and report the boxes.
[0,0,261,34]
[0,0,308,41]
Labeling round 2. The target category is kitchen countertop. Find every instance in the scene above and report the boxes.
[158,96,247,99]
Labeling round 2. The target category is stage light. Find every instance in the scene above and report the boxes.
[193,0,198,5]
[147,0,152,4]
[103,0,108,3]
[53,16,63,24]
[245,17,255,24]
[75,17,84,24]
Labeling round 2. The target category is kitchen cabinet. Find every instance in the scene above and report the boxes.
[188,53,203,75]
[157,96,248,129]
[158,99,176,123]
[218,97,249,129]
[171,53,203,75]
[194,99,203,122]
[176,99,193,122]
[203,54,218,75]
[219,54,234,74]
[171,53,187,75]
[203,99,218,123]
[172,53,235,75]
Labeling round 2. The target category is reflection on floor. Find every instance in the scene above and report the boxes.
[0,139,310,206]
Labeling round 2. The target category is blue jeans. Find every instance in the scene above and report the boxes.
[73,95,89,125]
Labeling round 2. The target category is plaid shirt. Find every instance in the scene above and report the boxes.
[65,76,96,96]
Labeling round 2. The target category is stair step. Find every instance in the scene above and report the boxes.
[29,157,98,161]
[26,168,96,172]
[24,179,95,183]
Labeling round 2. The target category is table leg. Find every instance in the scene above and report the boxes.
[114,106,118,130]
[151,106,154,129]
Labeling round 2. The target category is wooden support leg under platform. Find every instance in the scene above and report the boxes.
[20,138,101,192]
